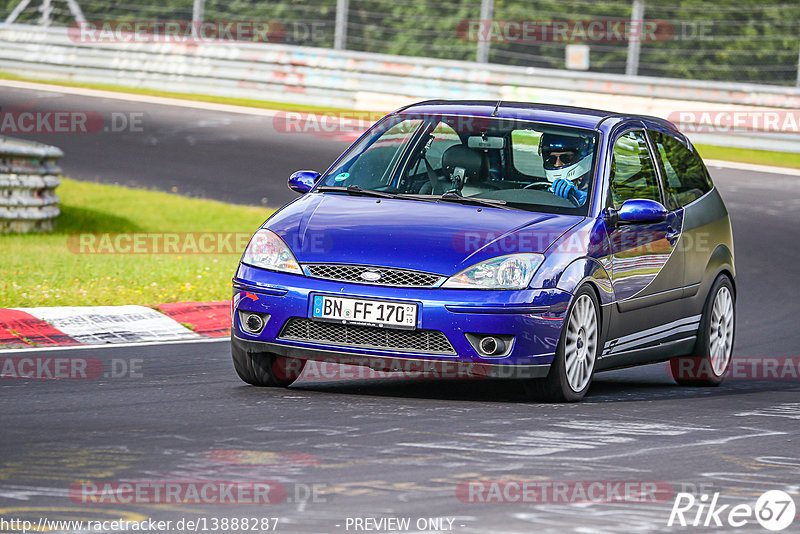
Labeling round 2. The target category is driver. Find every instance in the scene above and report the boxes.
[539,133,593,205]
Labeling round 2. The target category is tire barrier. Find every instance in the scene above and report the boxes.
[0,135,63,233]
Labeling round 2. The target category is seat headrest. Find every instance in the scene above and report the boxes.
[441,145,486,181]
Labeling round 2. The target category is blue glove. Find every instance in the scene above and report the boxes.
[551,178,587,205]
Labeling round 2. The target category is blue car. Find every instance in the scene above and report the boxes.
[231,101,735,402]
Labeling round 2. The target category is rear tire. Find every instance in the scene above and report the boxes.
[525,285,600,402]
[231,337,305,387]
[670,275,735,386]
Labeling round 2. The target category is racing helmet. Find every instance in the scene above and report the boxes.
[538,133,594,182]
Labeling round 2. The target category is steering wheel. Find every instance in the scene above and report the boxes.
[522,182,552,190]
[522,181,581,207]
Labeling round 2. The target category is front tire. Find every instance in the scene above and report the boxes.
[670,275,735,386]
[231,336,305,387]
[526,286,600,402]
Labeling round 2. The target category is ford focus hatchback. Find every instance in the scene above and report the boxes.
[231,101,735,402]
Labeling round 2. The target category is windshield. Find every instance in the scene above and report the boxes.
[318,114,598,215]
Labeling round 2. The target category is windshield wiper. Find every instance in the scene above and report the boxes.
[316,186,509,209]
[316,185,400,199]
[318,185,439,204]
[435,191,509,209]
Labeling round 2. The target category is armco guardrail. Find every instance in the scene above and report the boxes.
[0,135,62,233]
[1,24,799,152]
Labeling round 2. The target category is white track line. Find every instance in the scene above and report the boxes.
[0,336,228,354]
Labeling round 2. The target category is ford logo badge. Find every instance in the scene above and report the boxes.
[360,271,381,281]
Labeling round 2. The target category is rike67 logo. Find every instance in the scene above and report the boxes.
[668,490,796,531]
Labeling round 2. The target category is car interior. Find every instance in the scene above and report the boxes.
[322,116,596,212]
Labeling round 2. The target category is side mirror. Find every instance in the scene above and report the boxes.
[287,170,320,194]
[617,199,668,224]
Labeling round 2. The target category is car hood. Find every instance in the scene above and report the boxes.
[265,194,583,275]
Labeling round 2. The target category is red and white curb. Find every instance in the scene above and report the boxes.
[0,301,231,350]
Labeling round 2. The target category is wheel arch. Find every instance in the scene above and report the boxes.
[556,262,610,344]
[555,257,614,306]
[705,243,736,296]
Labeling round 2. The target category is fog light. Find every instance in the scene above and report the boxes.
[238,310,269,335]
[245,314,263,332]
[465,333,514,358]
[479,336,504,356]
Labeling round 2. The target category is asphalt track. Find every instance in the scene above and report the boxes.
[0,84,348,206]
[1,85,800,533]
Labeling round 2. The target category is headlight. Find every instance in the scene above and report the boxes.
[241,229,302,275]
[442,253,544,290]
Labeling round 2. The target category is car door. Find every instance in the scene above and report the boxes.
[601,128,686,359]
[647,128,718,298]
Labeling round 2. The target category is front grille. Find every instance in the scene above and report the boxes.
[304,264,442,287]
[279,318,456,355]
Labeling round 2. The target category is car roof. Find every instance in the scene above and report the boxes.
[396,100,680,134]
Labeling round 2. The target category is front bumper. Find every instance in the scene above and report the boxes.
[232,263,571,372]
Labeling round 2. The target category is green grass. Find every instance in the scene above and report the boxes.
[1,179,271,307]
[694,144,800,170]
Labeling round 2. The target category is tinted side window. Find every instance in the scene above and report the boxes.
[609,130,661,210]
[649,130,712,208]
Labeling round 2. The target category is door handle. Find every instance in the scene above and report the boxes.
[666,226,680,245]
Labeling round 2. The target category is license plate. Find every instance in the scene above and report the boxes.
[311,295,417,330]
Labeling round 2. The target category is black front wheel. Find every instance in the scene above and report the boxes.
[231,337,306,387]
[525,285,600,402]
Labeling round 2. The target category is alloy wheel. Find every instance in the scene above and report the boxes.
[564,294,598,392]
[709,286,734,375]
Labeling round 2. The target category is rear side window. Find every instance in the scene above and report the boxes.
[649,130,713,209]
[608,130,661,210]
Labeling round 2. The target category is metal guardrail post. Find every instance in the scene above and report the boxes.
[476,0,493,64]
[0,135,63,233]
[796,43,800,87]
[192,0,205,39]
[3,0,85,25]
[334,0,348,50]
[625,0,644,77]
[38,0,53,27]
